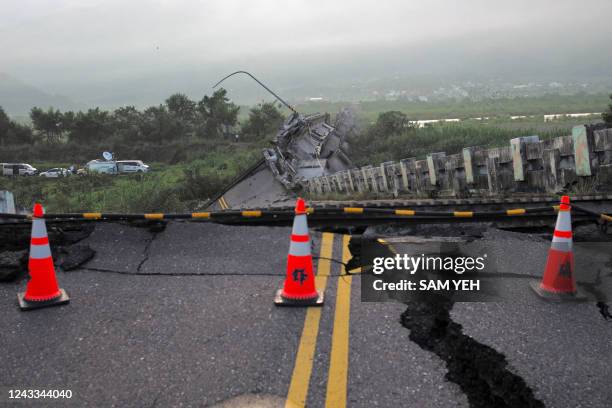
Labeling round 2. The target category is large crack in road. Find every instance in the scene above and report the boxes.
[348,224,612,407]
[348,233,546,407]
[400,300,544,408]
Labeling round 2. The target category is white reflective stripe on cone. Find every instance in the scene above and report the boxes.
[292,214,309,236]
[551,235,572,244]
[555,211,571,232]
[30,243,52,259]
[31,218,48,238]
[289,240,311,256]
[550,241,572,252]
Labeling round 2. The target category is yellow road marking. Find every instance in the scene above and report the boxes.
[285,232,333,408]
[218,196,228,210]
[222,196,230,209]
[325,235,352,408]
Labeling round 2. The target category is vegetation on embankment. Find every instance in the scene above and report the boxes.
[0,146,260,213]
[349,118,571,166]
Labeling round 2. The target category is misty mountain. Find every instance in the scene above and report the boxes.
[2,22,612,113]
[34,27,612,110]
[0,73,77,116]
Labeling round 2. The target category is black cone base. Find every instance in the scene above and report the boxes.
[529,281,587,302]
[274,289,324,307]
[18,289,70,311]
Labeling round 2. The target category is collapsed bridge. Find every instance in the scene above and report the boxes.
[206,110,353,210]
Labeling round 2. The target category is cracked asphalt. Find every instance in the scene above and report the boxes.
[0,222,611,407]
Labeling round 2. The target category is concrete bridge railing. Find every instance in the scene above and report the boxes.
[0,191,16,214]
[302,124,612,198]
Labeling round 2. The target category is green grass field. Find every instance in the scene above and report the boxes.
[293,93,609,122]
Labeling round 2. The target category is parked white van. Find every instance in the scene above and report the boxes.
[116,160,150,173]
[83,160,118,175]
[1,163,38,176]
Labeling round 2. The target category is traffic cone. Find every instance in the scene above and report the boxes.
[18,203,70,311]
[530,196,586,301]
[274,198,324,306]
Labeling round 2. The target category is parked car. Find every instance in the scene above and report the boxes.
[116,160,150,173]
[1,163,38,176]
[80,160,118,175]
[39,168,71,178]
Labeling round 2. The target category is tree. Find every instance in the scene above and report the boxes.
[0,107,9,145]
[166,93,196,123]
[371,111,413,136]
[603,94,612,127]
[195,88,240,139]
[241,102,285,140]
[140,105,177,143]
[165,93,196,139]
[30,106,65,143]
[0,106,35,146]
[66,108,111,144]
[112,106,143,143]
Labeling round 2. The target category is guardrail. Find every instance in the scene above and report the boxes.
[303,125,612,198]
[0,204,610,223]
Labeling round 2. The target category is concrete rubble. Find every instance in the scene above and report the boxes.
[208,109,354,210]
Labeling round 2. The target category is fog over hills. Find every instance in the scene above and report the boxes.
[2,0,612,114]
[0,73,76,115]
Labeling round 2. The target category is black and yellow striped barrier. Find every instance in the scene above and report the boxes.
[1,203,609,223]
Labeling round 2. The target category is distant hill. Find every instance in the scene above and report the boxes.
[0,73,77,116]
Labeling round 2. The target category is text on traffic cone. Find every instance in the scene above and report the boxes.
[275,198,324,306]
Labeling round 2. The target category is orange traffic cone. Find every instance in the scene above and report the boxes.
[18,203,70,310]
[274,198,324,306]
[530,196,585,301]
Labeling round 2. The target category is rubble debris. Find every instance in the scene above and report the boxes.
[56,244,95,271]
[0,222,96,281]
[263,111,353,190]
[0,250,27,282]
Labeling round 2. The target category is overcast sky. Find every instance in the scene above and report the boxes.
[2,0,612,105]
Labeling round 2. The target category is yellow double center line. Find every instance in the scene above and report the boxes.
[218,196,230,210]
[325,235,352,408]
[285,233,353,408]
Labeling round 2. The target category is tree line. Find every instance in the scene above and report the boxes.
[0,88,286,147]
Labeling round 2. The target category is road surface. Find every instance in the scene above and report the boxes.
[0,221,611,407]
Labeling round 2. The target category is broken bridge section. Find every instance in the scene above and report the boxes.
[208,110,353,211]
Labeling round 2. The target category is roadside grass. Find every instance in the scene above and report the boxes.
[0,147,262,213]
[350,122,572,165]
